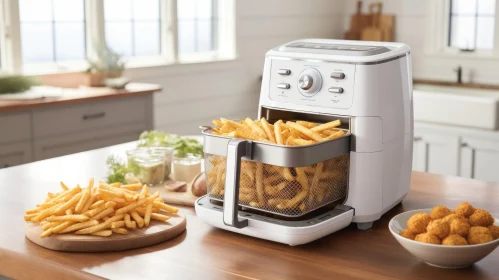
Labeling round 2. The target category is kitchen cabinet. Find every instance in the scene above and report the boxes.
[412,129,460,176]
[460,137,499,182]
[414,122,499,183]
[0,89,155,169]
[0,142,33,168]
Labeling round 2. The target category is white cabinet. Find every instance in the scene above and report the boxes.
[412,129,460,176]
[460,137,499,182]
[414,122,499,183]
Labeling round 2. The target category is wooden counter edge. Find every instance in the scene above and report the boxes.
[0,83,162,113]
[0,248,104,280]
[414,79,499,91]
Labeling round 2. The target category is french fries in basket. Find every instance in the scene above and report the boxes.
[24,179,178,238]
[211,117,345,146]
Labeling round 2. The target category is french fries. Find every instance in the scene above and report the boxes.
[24,179,179,238]
[210,117,345,146]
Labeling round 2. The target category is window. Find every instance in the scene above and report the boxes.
[177,0,218,55]
[449,0,496,51]
[19,0,86,63]
[0,0,235,74]
[104,0,161,57]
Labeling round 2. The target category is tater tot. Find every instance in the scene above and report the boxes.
[400,229,416,240]
[468,226,494,245]
[415,233,441,245]
[469,209,494,227]
[407,212,431,234]
[442,234,468,246]
[427,219,450,239]
[489,225,499,240]
[430,206,452,220]
[442,214,466,224]
[450,218,470,237]
[455,202,475,218]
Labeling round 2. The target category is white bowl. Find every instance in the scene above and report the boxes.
[389,209,499,268]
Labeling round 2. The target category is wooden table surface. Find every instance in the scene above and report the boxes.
[0,142,498,280]
[0,83,161,112]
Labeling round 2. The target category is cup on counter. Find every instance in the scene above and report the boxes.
[126,148,166,186]
[172,154,202,183]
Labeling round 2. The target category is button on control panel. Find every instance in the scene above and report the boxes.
[277,69,291,75]
[277,83,290,89]
[330,72,345,79]
[328,87,344,94]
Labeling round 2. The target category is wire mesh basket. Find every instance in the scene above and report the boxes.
[204,153,349,217]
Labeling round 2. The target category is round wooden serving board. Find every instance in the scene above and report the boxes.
[25,213,186,252]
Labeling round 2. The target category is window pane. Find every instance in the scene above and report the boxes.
[477,0,496,16]
[55,23,85,60]
[178,0,196,19]
[178,21,196,53]
[21,23,54,63]
[450,16,476,49]
[105,22,133,56]
[451,0,477,15]
[105,0,132,21]
[19,0,52,22]
[133,0,159,20]
[197,20,212,52]
[196,0,213,19]
[53,0,84,21]
[134,22,160,56]
[476,17,495,49]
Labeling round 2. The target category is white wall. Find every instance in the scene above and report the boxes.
[126,0,345,135]
[342,0,499,85]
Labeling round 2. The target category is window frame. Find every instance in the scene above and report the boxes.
[427,0,499,59]
[0,0,235,75]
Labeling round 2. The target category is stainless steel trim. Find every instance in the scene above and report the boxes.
[202,129,351,167]
[197,196,353,227]
[222,138,250,229]
[268,52,410,66]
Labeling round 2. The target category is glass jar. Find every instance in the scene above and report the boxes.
[173,154,202,183]
[126,148,166,186]
[148,147,174,180]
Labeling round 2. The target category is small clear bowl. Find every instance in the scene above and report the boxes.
[173,154,202,183]
[147,147,174,180]
[126,148,166,186]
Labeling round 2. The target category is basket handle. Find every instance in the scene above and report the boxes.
[223,138,251,228]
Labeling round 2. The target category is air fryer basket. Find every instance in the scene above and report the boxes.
[202,127,351,225]
[205,153,349,217]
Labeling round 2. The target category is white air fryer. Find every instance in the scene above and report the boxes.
[196,39,413,245]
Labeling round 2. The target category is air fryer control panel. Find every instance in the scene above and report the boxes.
[269,58,355,109]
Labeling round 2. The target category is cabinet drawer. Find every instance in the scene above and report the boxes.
[0,112,31,144]
[33,96,147,139]
[0,141,33,168]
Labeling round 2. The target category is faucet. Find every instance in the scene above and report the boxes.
[454,65,462,84]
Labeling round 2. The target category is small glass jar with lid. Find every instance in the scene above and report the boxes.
[147,147,174,180]
[126,148,166,186]
[172,153,202,183]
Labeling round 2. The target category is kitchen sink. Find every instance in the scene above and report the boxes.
[413,84,499,130]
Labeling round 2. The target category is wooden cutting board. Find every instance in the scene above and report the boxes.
[361,3,383,41]
[25,213,186,252]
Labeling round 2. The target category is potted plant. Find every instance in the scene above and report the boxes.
[83,44,125,87]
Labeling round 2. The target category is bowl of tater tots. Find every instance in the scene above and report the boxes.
[389,202,499,268]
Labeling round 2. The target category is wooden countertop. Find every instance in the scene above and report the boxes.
[0,83,162,113]
[0,142,498,280]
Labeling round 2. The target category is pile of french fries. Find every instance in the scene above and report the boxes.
[211,117,345,146]
[24,179,178,238]
[206,155,349,214]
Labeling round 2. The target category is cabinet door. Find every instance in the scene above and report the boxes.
[0,142,33,168]
[460,137,499,182]
[412,131,460,176]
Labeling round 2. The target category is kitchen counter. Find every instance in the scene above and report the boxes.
[0,142,498,280]
[0,83,161,113]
